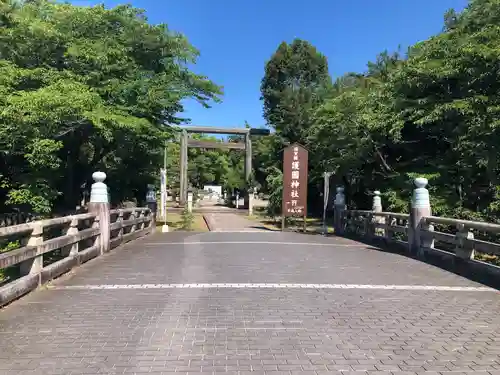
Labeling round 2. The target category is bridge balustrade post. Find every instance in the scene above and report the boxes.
[455,223,474,260]
[66,218,79,257]
[19,222,44,285]
[372,190,384,237]
[139,208,146,231]
[88,171,110,254]
[248,193,254,216]
[146,184,157,233]
[334,187,345,234]
[363,212,373,238]
[420,219,435,258]
[409,177,431,256]
[386,215,395,242]
[130,210,137,233]
[187,189,193,213]
[117,210,124,242]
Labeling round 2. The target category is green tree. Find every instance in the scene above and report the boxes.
[188,137,232,189]
[251,131,281,192]
[304,0,500,222]
[0,0,221,213]
[261,39,331,143]
[308,51,403,209]
[385,0,500,218]
[258,39,331,214]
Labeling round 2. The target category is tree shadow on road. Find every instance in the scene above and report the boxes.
[339,233,500,290]
[248,225,280,232]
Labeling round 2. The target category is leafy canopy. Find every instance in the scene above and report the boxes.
[0,0,222,213]
[256,0,500,221]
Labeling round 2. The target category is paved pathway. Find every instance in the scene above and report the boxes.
[204,213,270,232]
[0,231,499,375]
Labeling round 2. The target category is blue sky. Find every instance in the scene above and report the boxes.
[71,0,469,129]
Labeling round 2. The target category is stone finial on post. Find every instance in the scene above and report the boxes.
[145,184,157,233]
[334,186,346,234]
[409,177,431,255]
[88,171,110,254]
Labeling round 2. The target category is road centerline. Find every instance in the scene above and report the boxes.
[47,283,497,292]
[144,241,363,247]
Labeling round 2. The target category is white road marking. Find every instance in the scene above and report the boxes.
[145,241,360,247]
[213,230,273,232]
[48,283,497,292]
[141,327,303,331]
[236,327,305,330]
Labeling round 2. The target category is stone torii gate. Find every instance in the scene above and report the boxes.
[178,126,269,207]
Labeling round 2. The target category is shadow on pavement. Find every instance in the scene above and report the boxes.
[338,232,500,290]
[248,225,280,232]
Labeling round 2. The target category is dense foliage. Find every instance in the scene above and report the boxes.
[258,39,331,215]
[0,0,221,214]
[259,0,500,221]
[3,0,499,225]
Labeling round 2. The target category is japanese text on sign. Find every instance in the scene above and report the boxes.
[289,147,300,213]
[282,144,308,217]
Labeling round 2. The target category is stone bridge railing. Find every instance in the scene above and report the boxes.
[333,178,500,279]
[0,172,156,307]
[0,212,43,228]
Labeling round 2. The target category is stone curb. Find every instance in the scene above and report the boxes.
[202,214,217,231]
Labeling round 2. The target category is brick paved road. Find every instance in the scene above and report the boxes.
[0,231,499,375]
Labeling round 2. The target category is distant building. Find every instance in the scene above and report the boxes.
[203,185,222,200]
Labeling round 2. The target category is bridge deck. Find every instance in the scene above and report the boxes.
[0,227,499,375]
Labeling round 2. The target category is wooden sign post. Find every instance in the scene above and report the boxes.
[282,144,308,231]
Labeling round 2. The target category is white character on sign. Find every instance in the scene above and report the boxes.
[293,147,298,152]
[291,200,297,207]
[291,181,299,188]
[291,171,299,179]
[293,154,298,161]
[291,190,299,198]
[291,161,299,170]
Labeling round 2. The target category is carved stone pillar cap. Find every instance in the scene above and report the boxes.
[92,171,106,183]
[412,177,430,209]
[414,177,428,188]
[90,171,108,203]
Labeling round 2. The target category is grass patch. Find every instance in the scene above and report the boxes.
[156,212,208,232]
[247,215,281,231]
[248,207,335,234]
